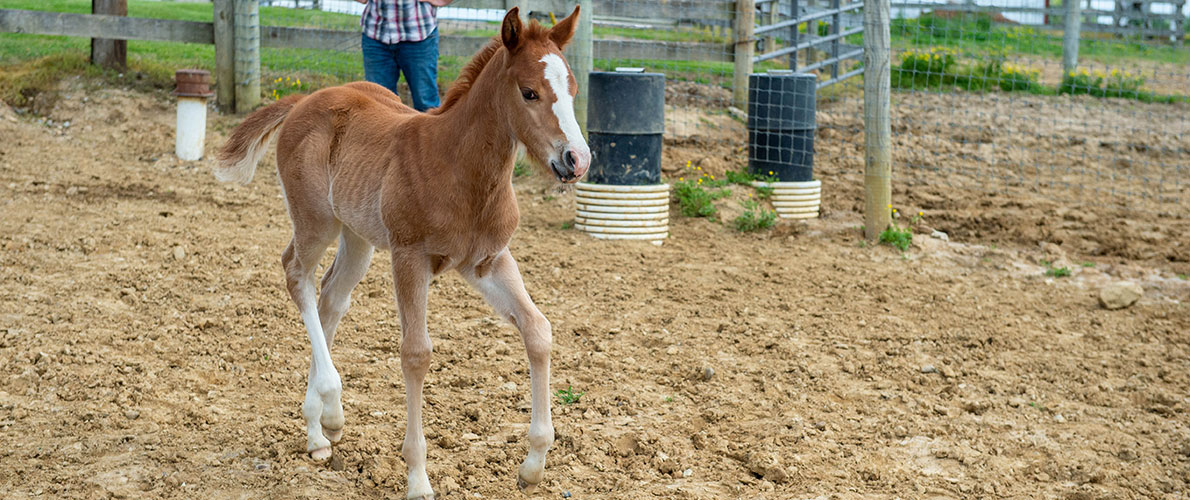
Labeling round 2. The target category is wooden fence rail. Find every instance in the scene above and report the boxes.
[0,9,732,61]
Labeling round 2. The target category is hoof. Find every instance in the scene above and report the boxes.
[310,447,332,461]
[323,427,343,443]
[517,474,538,494]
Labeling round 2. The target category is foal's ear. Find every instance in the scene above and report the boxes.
[501,7,522,52]
[549,5,580,50]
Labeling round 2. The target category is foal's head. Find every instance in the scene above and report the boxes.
[499,7,591,183]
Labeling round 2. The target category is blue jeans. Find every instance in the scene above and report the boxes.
[361,30,441,111]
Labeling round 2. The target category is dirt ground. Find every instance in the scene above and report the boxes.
[1,78,1188,500]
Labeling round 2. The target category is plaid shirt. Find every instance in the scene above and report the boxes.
[361,0,438,44]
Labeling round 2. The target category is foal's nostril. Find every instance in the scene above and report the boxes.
[564,150,577,169]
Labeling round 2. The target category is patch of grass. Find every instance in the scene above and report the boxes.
[892,44,1180,104]
[892,12,1190,67]
[673,178,729,218]
[733,200,777,232]
[878,206,921,252]
[880,225,913,252]
[513,160,532,178]
[1081,261,1095,267]
[560,221,574,230]
[554,385,584,405]
[1179,274,1188,280]
[1041,260,1072,278]
[672,163,730,218]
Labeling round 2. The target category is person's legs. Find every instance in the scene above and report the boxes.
[394,29,442,111]
[361,33,399,95]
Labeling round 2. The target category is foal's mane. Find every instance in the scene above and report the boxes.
[430,21,551,115]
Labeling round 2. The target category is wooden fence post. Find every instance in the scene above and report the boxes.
[214,0,235,111]
[91,0,127,71]
[732,0,755,109]
[764,0,778,54]
[863,0,890,241]
[572,0,593,134]
[1062,0,1081,76]
[233,0,261,113]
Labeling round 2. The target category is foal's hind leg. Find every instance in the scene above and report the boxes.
[461,250,554,492]
[281,221,343,460]
[315,228,374,443]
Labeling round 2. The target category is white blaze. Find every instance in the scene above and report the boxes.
[539,53,586,148]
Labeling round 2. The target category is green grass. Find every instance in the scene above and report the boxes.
[0,0,359,28]
[0,0,458,106]
[673,178,730,218]
[1041,260,1072,278]
[879,224,913,252]
[890,43,1186,104]
[733,200,777,232]
[892,12,1190,67]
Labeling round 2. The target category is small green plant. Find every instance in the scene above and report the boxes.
[893,47,956,87]
[664,395,675,403]
[1081,261,1095,267]
[1059,68,1106,96]
[880,225,913,251]
[724,169,754,185]
[269,75,308,100]
[1059,67,1152,100]
[673,162,730,218]
[1180,274,1188,280]
[1041,260,1072,278]
[878,206,919,252]
[554,385,584,405]
[996,61,1041,91]
[733,199,777,232]
[560,221,574,230]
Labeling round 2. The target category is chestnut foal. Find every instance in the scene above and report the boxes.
[214,7,589,498]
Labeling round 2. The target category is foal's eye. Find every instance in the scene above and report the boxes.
[521,88,539,101]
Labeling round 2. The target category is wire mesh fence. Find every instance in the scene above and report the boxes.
[877,0,1189,213]
[2,0,1185,215]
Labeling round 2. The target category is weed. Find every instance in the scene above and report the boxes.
[554,386,584,405]
[673,179,728,218]
[733,200,777,232]
[878,206,917,251]
[880,225,913,251]
[513,161,531,178]
[724,169,754,185]
[560,221,574,230]
[544,195,555,202]
[1180,274,1188,280]
[268,75,307,100]
[1041,260,1072,278]
[664,395,674,403]
[1081,261,1095,267]
[673,161,730,218]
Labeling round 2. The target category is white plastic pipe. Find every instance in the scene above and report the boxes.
[176,97,208,161]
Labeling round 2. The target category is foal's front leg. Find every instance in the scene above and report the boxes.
[392,252,435,500]
[462,250,555,492]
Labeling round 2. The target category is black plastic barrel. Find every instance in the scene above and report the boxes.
[747,72,817,182]
[587,70,665,185]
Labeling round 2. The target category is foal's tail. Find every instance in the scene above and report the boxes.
[214,94,306,185]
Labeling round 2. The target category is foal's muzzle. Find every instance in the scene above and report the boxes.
[550,146,590,184]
